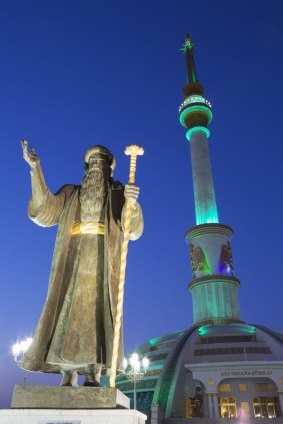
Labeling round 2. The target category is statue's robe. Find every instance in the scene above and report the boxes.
[21,179,143,373]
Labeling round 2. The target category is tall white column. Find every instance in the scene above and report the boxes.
[279,394,283,416]
[207,394,214,418]
[189,130,218,225]
[213,394,219,418]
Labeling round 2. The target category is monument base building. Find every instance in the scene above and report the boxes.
[116,324,283,421]
[116,36,283,423]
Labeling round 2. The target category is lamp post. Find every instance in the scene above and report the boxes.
[124,353,149,410]
[12,337,33,384]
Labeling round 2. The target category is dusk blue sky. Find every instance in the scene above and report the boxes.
[0,0,283,408]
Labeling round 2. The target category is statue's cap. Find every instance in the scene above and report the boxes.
[84,145,116,170]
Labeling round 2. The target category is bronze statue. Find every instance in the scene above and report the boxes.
[21,141,143,387]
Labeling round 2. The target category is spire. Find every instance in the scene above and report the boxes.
[181,35,204,98]
[179,36,217,225]
[181,34,198,85]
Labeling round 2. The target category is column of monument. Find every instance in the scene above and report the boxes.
[179,35,241,326]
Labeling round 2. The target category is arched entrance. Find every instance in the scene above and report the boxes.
[184,380,206,418]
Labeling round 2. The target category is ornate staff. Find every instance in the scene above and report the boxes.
[110,144,144,388]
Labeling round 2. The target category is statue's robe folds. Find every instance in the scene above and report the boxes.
[21,177,143,373]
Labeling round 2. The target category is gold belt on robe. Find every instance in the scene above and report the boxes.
[71,222,105,235]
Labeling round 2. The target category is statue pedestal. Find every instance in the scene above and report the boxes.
[1,385,147,424]
[11,385,129,409]
[0,409,147,424]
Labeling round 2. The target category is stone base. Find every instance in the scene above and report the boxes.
[11,385,130,409]
[0,409,147,424]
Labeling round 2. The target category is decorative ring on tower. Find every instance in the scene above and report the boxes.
[185,223,234,243]
[179,104,213,129]
[188,274,240,290]
[186,126,210,141]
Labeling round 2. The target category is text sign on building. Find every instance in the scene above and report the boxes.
[221,370,272,377]
[38,421,81,424]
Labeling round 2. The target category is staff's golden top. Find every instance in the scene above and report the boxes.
[124,145,144,156]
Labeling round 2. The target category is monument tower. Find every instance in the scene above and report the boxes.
[116,35,283,422]
[179,35,241,326]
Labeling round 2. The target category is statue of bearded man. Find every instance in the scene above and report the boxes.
[20,141,144,387]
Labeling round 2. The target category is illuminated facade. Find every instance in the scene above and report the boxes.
[115,36,283,423]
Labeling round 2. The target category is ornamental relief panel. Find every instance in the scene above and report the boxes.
[190,245,209,279]
[219,242,234,275]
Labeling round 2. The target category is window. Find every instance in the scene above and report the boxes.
[219,397,237,418]
[148,353,168,362]
[254,383,276,393]
[200,335,256,344]
[185,399,195,418]
[238,383,247,392]
[148,341,174,352]
[194,347,271,356]
[246,347,271,354]
[144,369,161,377]
[218,384,232,392]
[185,397,202,418]
[253,397,281,418]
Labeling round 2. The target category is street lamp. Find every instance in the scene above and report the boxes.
[124,352,149,410]
[12,337,33,384]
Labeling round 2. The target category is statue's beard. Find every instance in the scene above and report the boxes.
[80,167,109,222]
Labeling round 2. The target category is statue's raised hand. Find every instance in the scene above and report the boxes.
[21,139,40,169]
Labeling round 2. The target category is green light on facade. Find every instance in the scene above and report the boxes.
[186,126,210,141]
[249,326,256,333]
[149,337,161,346]
[149,330,184,346]
[195,201,219,225]
[196,213,219,225]
[183,95,206,106]
[198,325,255,337]
[198,326,209,335]
[179,95,212,111]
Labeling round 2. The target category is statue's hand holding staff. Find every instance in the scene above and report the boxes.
[124,184,140,204]
[21,139,40,169]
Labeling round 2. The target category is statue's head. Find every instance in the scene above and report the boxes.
[81,146,114,218]
[84,145,116,176]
